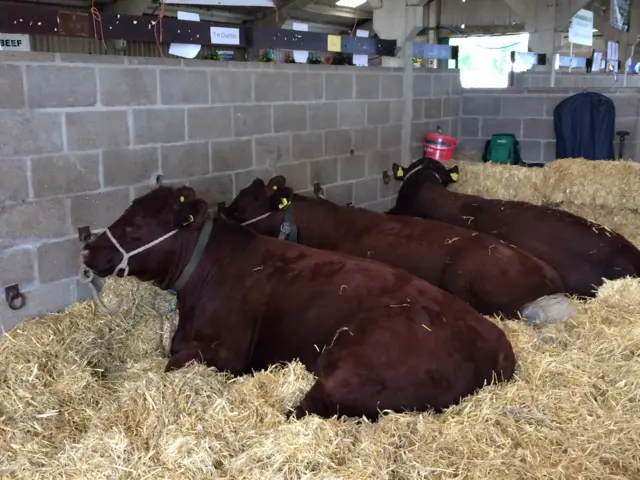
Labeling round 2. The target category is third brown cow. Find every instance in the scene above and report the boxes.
[387,157,640,298]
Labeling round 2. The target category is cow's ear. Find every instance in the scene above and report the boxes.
[176,198,208,229]
[175,186,196,204]
[268,185,294,211]
[266,175,287,191]
[249,178,265,189]
[447,165,459,183]
[266,175,292,210]
[391,162,405,181]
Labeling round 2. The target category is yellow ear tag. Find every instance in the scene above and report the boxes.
[182,214,194,226]
[450,172,459,181]
[279,198,290,209]
[396,167,404,177]
[179,196,185,203]
[272,185,278,190]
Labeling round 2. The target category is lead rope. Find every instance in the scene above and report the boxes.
[78,264,121,314]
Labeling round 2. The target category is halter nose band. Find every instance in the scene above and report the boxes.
[104,227,179,277]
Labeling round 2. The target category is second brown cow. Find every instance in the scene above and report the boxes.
[223,176,575,324]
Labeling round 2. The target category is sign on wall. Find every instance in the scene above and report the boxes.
[568,9,594,46]
[611,0,632,32]
[0,33,31,51]
[210,27,240,46]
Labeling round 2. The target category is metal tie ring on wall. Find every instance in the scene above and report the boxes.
[5,284,26,311]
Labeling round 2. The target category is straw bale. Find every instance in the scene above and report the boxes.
[2,157,640,479]
[448,160,548,203]
[447,158,640,245]
[449,158,640,210]
[544,158,640,210]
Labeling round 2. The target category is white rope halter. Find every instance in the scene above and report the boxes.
[401,164,442,184]
[240,211,273,226]
[218,210,273,226]
[78,227,179,314]
[104,227,179,277]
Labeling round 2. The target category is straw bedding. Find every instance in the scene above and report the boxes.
[1,158,640,479]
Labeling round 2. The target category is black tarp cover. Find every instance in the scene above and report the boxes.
[553,91,616,161]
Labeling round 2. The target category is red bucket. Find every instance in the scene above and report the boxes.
[424,133,457,161]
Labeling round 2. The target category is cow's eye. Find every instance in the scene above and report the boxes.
[124,222,144,240]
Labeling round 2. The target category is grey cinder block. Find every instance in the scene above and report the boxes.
[32,153,100,198]
[211,138,253,172]
[99,67,157,106]
[67,110,130,151]
[27,65,97,108]
[103,146,160,188]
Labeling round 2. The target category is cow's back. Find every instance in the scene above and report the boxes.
[244,236,513,379]
[173,224,516,417]
[322,209,564,316]
[417,189,640,297]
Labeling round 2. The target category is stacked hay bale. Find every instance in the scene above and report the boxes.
[450,158,640,246]
[1,159,639,479]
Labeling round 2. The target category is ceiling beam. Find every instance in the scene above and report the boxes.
[149,4,255,23]
[104,0,152,15]
[283,18,349,33]
[251,0,316,27]
[302,4,373,20]
[438,24,526,36]
[357,19,373,32]
[0,2,398,54]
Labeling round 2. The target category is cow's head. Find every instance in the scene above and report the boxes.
[81,185,208,283]
[392,157,459,187]
[223,175,293,232]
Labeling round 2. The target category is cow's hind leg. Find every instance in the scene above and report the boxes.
[289,378,339,420]
[289,347,386,421]
[290,373,381,421]
[164,342,213,372]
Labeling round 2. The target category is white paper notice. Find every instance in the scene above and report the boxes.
[292,22,308,64]
[169,11,201,59]
[353,29,368,67]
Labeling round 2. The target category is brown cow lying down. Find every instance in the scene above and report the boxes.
[387,157,640,298]
[80,185,515,420]
[223,176,575,325]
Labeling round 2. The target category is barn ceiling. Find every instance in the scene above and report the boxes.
[5,0,533,37]
[8,0,372,33]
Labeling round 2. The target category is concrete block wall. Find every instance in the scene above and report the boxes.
[411,70,462,158]
[458,87,640,163]
[0,51,461,330]
[515,71,640,89]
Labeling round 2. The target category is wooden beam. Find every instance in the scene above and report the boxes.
[105,0,152,15]
[253,0,316,27]
[302,4,373,20]
[0,3,397,55]
[437,24,527,36]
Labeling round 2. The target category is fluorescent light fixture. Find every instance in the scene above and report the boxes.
[166,0,273,5]
[336,0,367,7]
